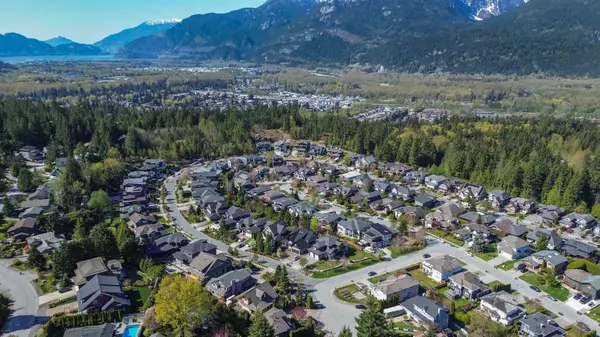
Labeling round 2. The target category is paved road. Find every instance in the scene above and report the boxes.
[0,260,41,337]
[164,176,313,286]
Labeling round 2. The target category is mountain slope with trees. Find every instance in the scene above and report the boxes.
[118,0,600,76]
[0,33,103,57]
[93,20,181,54]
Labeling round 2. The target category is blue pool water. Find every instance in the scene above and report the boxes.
[122,324,141,337]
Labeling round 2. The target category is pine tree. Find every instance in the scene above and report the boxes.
[355,297,390,337]
[339,326,353,337]
[27,246,46,269]
[248,311,274,337]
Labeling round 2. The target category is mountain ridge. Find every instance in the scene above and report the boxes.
[93,19,181,54]
[0,33,103,57]
[44,36,78,47]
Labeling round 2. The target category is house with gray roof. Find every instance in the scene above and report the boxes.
[424,175,447,190]
[497,235,531,259]
[421,255,463,283]
[206,268,256,299]
[459,211,497,225]
[522,250,568,274]
[189,252,233,283]
[560,212,597,230]
[448,271,491,300]
[265,308,295,337]
[369,274,419,302]
[563,269,600,299]
[287,228,317,254]
[519,313,565,337]
[479,291,524,326]
[238,282,279,312]
[316,212,346,227]
[173,239,217,264]
[492,217,528,237]
[308,236,347,261]
[414,193,437,208]
[361,223,393,248]
[73,257,109,286]
[394,206,426,220]
[337,218,371,239]
[26,232,64,255]
[147,232,189,256]
[77,275,129,313]
[400,296,449,328]
[19,198,50,210]
[561,238,597,261]
[526,228,563,251]
[488,190,510,209]
[7,218,38,241]
[63,323,115,337]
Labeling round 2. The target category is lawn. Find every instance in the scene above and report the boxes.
[427,229,464,247]
[312,260,343,271]
[469,243,498,261]
[519,273,569,301]
[408,269,439,289]
[0,221,15,240]
[333,284,367,304]
[496,259,519,271]
[393,321,417,335]
[388,243,426,258]
[346,246,369,260]
[586,306,600,323]
[368,268,406,284]
[568,259,600,276]
[124,286,151,313]
[312,257,382,279]
[35,272,57,294]
[437,286,471,307]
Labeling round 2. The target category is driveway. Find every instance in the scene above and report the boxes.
[0,260,42,337]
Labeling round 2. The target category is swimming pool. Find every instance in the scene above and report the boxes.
[122,324,141,337]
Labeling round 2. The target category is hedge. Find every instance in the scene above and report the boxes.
[43,310,123,337]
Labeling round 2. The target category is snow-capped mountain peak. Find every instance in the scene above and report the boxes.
[143,19,182,26]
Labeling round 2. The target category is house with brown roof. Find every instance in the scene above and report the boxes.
[7,218,38,241]
[447,271,491,300]
[237,282,279,312]
[189,252,233,283]
[73,257,110,286]
[563,269,600,299]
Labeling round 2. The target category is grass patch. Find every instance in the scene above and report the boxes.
[0,221,14,240]
[124,286,151,313]
[519,273,569,301]
[313,260,343,271]
[408,269,439,289]
[496,259,519,271]
[312,257,382,279]
[393,321,417,335]
[469,243,498,261]
[367,269,407,284]
[346,246,369,260]
[568,259,600,276]
[586,306,600,323]
[388,242,426,258]
[333,284,367,304]
[35,272,57,294]
[427,229,464,246]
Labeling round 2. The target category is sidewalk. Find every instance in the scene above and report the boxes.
[38,288,76,305]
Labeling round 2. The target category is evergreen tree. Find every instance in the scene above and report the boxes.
[248,311,274,337]
[17,168,36,192]
[89,224,119,260]
[355,297,390,337]
[339,326,353,337]
[27,246,46,269]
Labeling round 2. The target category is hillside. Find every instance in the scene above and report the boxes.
[93,19,181,54]
[0,61,17,72]
[44,36,77,47]
[118,0,600,76]
[0,33,103,57]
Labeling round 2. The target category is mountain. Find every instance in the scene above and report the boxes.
[0,33,103,57]
[44,36,77,47]
[118,0,600,76]
[0,61,17,72]
[93,19,182,54]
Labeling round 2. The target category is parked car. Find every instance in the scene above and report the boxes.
[530,286,541,293]
[589,301,595,307]
[548,296,557,302]
[422,253,431,258]
[367,271,377,277]
[574,293,583,300]
[237,244,245,249]
[293,256,300,261]
[58,287,71,293]
[577,322,591,332]
[355,304,367,310]
[581,297,591,304]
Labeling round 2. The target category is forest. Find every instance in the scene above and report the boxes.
[1,97,600,214]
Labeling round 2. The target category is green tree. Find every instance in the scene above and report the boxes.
[89,224,119,260]
[299,257,308,267]
[309,216,319,232]
[155,275,213,336]
[472,234,488,253]
[17,168,36,192]
[2,196,14,217]
[592,203,600,220]
[397,218,408,236]
[355,297,390,337]
[249,311,274,337]
[27,246,46,270]
[339,326,353,337]
[533,233,548,251]
[88,189,112,215]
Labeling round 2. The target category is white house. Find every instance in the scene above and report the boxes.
[479,291,525,326]
[421,255,463,283]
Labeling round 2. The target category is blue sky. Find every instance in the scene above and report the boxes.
[0,0,265,44]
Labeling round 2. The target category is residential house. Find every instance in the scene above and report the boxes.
[245,154,264,167]
[438,179,458,194]
[522,214,546,228]
[563,269,600,299]
[421,255,463,283]
[263,221,289,247]
[321,164,340,177]
[522,250,568,274]
[7,218,38,241]
[447,271,491,300]
[147,233,189,256]
[63,324,115,337]
[492,218,528,237]
[316,182,339,197]
[294,168,315,181]
[400,296,450,329]
[394,206,426,220]
[207,268,256,299]
[77,275,129,313]
[414,194,436,208]
[272,197,299,212]
[316,212,347,229]
[26,232,64,254]
[383,162,413,176]
[238,282,279,312]
[359,155,378,169]
[458,212,497,226]
[403,170,429,185]
[265,308,295,337]
[374,181,393,194]
[424,175,447,190]
[73,257,110,287]
[173,240,218,265]
[458,184,487,202]
[226,206,251,221]
[560,213,597,230]
[288,202,316,218]
[336,186,358,200]
[128,213,157,229]
[270,166,297,179]
[19,206,44,219]
[255,141,272,153]
[519,313,565,337]
[287,229,318,255]
[272,155,285,166]
[17,145,43,161]
[488,190,511,209]
[561,239,597,261]
[506,197,535,214]
[454,223,491,242]
[132,223,166,244]
[327,148,344,161]
[369,274,419,301]
[526,228,563,250]
[308,145,327,156]
[425,203,465,229]
[361,223,393,248]
[189,252,233,283]
[19,198,50,210]
[479,291,525,326]
[390,185,416,201]
[308,236,347,261]
[337,218,371,239]
[497,236,531,259]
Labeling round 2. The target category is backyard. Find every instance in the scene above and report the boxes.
[567,259,600,276]
[124,286,151,313]
[408,269,439,289]
[519,273,569,301]
[469,243,498,261]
